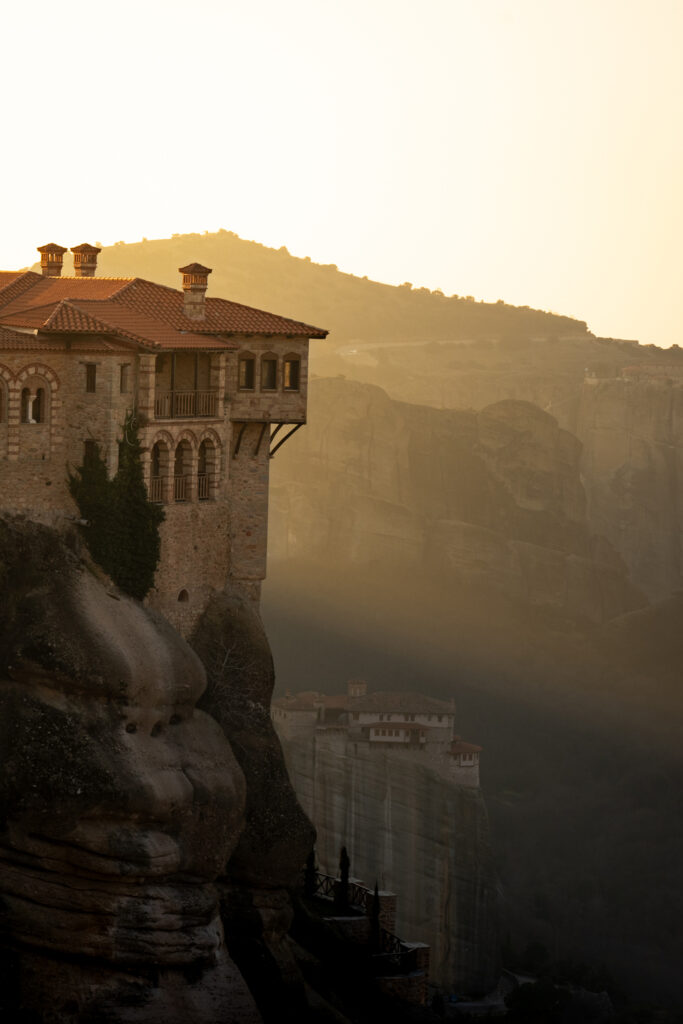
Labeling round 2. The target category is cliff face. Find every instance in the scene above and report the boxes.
[0,516,311,1023]
[278,729,500,996]
[270,379,644,625]
[577,377,683,599]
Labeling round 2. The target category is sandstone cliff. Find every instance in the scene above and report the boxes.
[270,379,644,626]
[278,728,500,996]
[0,516,313,1023]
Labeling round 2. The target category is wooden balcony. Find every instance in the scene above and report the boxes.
[154,389,219,420]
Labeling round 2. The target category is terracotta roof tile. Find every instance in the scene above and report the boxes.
[450,740,482,754]
[0,325,64,351]
[0,272,327,348]
[114,278,327,337]
[0,271,45,308]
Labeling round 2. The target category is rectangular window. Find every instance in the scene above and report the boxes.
[85,363,97,393]
[261,358,277,390]
[120,364,130,393]
[238,357,255,390]
[283,358,300,391]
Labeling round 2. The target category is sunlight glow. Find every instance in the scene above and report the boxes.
[2,0,682,346]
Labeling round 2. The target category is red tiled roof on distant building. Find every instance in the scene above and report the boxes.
[0,268,327,352]
[450,740,482,754]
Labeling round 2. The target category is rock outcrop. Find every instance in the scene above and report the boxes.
[278,728,500,996]
[270,379,645,625]
[577,376,683,599]
[0,516,263,1022]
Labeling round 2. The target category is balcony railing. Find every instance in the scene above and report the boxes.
[174,475,191,502]
[154,389,219,419]
[198,473,211,500]
[149,476,164,503]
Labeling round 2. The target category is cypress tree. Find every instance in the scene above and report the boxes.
[68,414,164,600]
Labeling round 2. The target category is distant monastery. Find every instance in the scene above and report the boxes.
[272,679,482,787]
[0,243,326,633]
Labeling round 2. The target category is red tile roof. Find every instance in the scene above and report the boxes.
[0,271,327,352]
[450,740,482,754]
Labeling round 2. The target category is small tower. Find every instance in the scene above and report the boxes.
[179,263,212,320]
[37,243,67,278]
[71,243,101,278]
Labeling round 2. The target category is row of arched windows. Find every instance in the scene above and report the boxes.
[238,352,300,393]
[148,434,219,504]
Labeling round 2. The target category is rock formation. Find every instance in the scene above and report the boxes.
[0,516,274,1022]
[278,726,500,995]
[270,379,645,625]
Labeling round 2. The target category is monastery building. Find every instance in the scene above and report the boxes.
[0,243,326,632]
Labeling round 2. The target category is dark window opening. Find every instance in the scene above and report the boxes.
[283,358,300,391]
[120,364,130,393]
[238,357,255,390]
[261,357,277,390]
[178,589,189,603]
[85,364,97,393]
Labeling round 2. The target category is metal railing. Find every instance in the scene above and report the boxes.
[305,871,417,975]
[154,389,219,419]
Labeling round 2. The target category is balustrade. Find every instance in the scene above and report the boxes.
[154,389,218,419]
[174,475,191,502]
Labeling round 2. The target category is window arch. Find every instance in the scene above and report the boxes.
[20,380,48,423]
[198,437,217,500]
[174,439,193,501]
[149,439,171,503]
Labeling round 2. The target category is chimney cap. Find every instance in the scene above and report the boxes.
[178,262,212,276]
[37,243,68,254]
[71,243,102,255]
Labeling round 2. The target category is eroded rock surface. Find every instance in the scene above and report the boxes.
[0,517,259,1023]
[270,380,645,624]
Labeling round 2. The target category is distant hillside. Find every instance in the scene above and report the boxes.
[88,230,588,344]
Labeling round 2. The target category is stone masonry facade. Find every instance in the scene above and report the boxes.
[0,247,326,634]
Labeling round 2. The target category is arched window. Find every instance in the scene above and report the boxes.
[198,438,216,500]
[174,440,193,502]
[261,354,278,391]
[149,441,171,503]
[283,356,301,391]
[20,380,49,424]
[33,388,45,423]
[177,589,189,603]
[20,388,30,423]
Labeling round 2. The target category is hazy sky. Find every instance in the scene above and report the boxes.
[2,0,682,347]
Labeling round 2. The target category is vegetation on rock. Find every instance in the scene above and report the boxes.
[68,413,164,600]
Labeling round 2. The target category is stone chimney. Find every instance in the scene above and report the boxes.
[37,243,67,277]
[71,243,101,278]
[347,679,367,698]
[179,263,212,320]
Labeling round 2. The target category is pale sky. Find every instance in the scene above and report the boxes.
[2,0,682,347]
